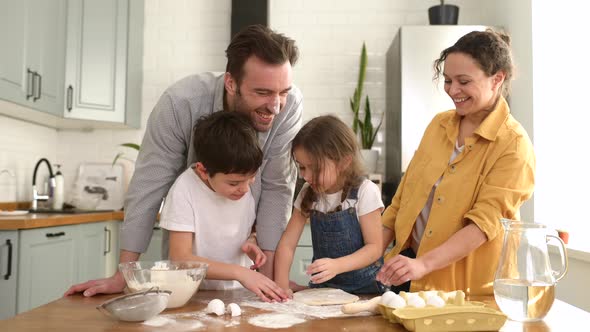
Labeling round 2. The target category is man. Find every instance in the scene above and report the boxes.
[65,25,302,301]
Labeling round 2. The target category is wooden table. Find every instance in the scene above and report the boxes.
[1,289,587,331]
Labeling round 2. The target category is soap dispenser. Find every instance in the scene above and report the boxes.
[52,164,64,210]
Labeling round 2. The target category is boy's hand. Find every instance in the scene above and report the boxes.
[306,258,341,284]
[239,269,289,302]
[241,241,267,270]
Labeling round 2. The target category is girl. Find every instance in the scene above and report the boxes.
[274,115,385,295]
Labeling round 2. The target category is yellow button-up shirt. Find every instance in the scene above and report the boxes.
[382,97,535,295]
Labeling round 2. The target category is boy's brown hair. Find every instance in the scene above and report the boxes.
[192,111,262,176]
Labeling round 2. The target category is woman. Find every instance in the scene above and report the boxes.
[376,29,535,295]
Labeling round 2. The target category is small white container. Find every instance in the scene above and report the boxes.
[52,165,64,210]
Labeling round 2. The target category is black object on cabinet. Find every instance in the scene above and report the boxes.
[231,0,268,38]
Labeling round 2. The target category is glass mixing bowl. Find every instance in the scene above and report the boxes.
[119,260,208,309]
[97,288,170,322]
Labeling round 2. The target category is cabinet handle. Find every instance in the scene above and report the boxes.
[26,68,34,100]
[33,73,42,101]
[3,239,12,280]
[104,227,111,255]
[67,85,73,111]
[45,231,65,238]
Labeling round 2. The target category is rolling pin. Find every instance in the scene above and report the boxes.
[341,296,382,314]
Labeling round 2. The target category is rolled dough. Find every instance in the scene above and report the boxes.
[292,288,359,306]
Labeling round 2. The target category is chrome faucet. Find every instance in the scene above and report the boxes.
[32,158,55,210]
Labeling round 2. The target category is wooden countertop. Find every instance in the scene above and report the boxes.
[1,289,587,331]
[0,210,124,230]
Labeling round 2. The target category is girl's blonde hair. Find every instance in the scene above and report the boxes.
[292,115,365,217]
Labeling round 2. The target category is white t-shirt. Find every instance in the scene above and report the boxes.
[159,168,255,290]
[294,179,384,217]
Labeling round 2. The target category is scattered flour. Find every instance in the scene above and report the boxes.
[241,299,374,319]
[248,313,306,329]
[142,314,204,330]
[143,316,174,327]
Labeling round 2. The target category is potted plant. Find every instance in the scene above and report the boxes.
[428,0,459,25]
[350,42,383,174]
[112,143,141,166]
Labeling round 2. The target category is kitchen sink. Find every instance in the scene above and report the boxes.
[28,208,115,214]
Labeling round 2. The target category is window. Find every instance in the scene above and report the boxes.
[532,2,589,252]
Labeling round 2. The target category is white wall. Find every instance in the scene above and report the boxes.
[269,0,485,172]
[479,0,535,223]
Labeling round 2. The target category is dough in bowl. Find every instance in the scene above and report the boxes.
[293,288,359,306]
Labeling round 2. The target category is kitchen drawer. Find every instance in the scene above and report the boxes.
[290,246,312,286]
[298,223,312,246]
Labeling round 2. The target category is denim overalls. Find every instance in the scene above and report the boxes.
[308,186,385,294]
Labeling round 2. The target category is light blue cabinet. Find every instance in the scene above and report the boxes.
[76,222,107,283]
[17,225,77,313]
[0,0,66,115]
[0,221,119,317]
[0,0,143,129]
[0,231,18,320]
[290,224,312,286]
[63,0,143,128]
[141,226,164,262]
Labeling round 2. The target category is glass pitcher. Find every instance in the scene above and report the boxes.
[493,219,568,322]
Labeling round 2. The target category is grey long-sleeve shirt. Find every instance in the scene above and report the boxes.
[121,72,303,252]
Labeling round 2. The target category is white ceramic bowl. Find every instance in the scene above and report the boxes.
[119,260,208,309]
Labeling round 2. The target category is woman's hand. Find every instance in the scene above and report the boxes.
[238,269,289,302]
[241,241,267,270]
[376,255,428,286]
[306,258,341,284]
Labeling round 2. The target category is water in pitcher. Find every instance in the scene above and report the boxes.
[494,278,555,321]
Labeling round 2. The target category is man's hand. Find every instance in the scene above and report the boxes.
[376,255,428,286]
[306,258,341,284]
[238,269,289,302]
[63,271,126,297]
[241,241,267,270]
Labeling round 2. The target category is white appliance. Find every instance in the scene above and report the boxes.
[385,25,494,186]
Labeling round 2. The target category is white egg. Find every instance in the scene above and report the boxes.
[380,291,397,305]
[207,299,225,316]
[227,303,242,317]
[385,294,407,309]
[406,295,426,308]
[426,295,446,307]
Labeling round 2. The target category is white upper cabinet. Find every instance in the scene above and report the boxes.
[0,0,143,129]
[63,0,143,128]
[0,0,66,116]
[27,0,67,115]
[0,1,27,104]
[63,0,127,123]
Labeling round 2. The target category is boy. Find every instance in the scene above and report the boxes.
[159,111,287,302]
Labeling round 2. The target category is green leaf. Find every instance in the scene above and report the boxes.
[120,143,140,150]
[112,143,141,166]
[112,152,124,167]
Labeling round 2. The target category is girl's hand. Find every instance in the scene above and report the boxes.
[289,280,308,293]
[239,269,289,302]
[241,241,267,270]
[306,258,341,284]
[376,254,428,286]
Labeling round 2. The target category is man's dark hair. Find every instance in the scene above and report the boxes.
[225,24,299,85]
[192,111,262,176]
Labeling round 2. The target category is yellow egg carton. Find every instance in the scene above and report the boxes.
[377,291,506,332]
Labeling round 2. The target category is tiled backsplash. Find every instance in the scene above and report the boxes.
[0,0,485,203]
